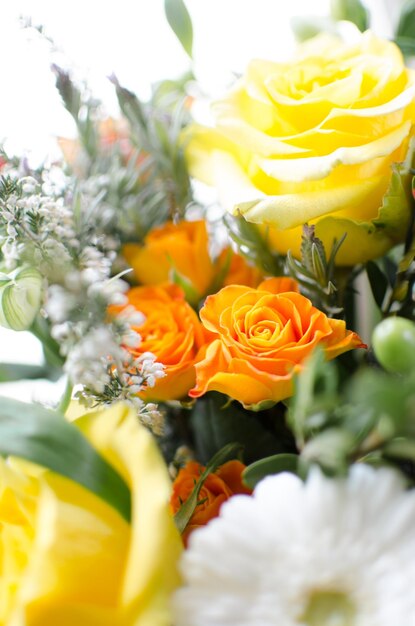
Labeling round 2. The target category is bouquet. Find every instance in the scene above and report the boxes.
[1,0,415,623]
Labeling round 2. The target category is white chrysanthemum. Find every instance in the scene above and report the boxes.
[174,465,415,626]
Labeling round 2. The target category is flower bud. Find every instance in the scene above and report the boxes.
[0,266,43,331]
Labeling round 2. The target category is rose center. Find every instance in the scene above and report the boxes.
[249,321,278,341]
[300,590,356,626]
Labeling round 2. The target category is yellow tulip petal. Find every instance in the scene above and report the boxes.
[75,404,182,624]
[2,404,182,626]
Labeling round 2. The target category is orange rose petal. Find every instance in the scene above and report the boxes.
[111,283,210,401]
[193,282,365,406]
[258,276,300,294]
[216,460,252,495]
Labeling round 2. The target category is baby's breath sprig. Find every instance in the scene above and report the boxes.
[0,167,165,426]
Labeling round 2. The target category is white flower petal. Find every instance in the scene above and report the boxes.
[174,465,415,626]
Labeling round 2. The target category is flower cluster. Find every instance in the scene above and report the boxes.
[2,13,415,626]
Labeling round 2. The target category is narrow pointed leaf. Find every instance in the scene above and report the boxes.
[164,0,193,58]
[174,442,243,534]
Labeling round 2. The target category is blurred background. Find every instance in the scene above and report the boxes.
[0,0,406,399]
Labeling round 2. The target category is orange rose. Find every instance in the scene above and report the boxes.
[190,277,365,408]
[123,220,215,298]
[217,247,263,288]
[170,460,251,544]
[113,284,211,401]
[123,219,264,300]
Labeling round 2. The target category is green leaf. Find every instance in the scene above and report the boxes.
[0,398,131,523]
[383,437,415,461]
[373,146,415,242]
[243,453,299,490]
[302,428,355,474]
[168,261,201,306]
[164,0,193,58]
[291,16,337,42]
[288,347,338,448]
[190,392,290,465]
[366,261,389,309]
[330,0,369,31]
[0,363,52,383]
[224,214,284,275]
[397,1,415,40]
[395,36,415,57]
[174,442,242,534]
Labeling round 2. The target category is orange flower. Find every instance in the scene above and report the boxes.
[112,284,211,401]
[217,247,263,288]
[123,220,215,298]
[170,460,251,544]
[123,220,265,299]
[190,277,366,408]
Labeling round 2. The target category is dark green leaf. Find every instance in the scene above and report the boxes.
[164,0,193,58]
[0,398,131,522]
[395,36,415,57]
[397,1,415,39]
[366,261,389,309]
[243,453,299,489]
[190,392,290,465]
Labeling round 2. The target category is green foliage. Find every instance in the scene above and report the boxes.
[0,267,43,331]
[330,0,370,31]
[242,454,299,489]
[396,1,415,57]
[0,363,56,383]
[287,225,345,317]
[0,398,131,522]
[366,261,389,309]
[111,75,193,237]
[278,348,415,479]
[53,66,194,243]
[224,214,285,276]
[53,65,100,160]
[174,442,243,534]
[164,0,193,58]
[190,392,293,465]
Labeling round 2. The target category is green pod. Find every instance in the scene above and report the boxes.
[0,267,43,331]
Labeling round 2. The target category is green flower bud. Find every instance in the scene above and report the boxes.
[0,267,43,331]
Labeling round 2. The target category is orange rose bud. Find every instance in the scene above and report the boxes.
[171,460,251,544]
[190,278,366,408]
[217,247,263,288]
[122,220,215,297]
[111,284,212,401]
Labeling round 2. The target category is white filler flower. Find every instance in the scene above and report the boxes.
[174,465,415,626]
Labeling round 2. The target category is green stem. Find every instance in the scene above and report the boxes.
[30,315,65,369]
[56,377,73,415]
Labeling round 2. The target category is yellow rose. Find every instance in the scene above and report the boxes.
[0,403,182,625]
[186,32,415,264]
